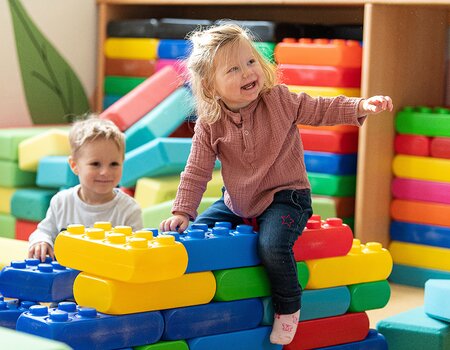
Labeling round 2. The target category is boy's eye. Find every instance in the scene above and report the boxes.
[111,162,120,167]
[90,162,100,167]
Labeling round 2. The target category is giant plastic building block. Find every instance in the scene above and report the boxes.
[308,173,356,196]
[389,264,450,288]
[261,286,351,324]
[162,298,263,341]
[55,225,188,283]
[389,241,450,273]
[316,329,387,350]
[0,259,79,302]
[392,178,450,205]
[165,224,260,273]
[18,129,70,171]
[288,85,360,97]
[279,64,361,88]
[0,213,16,239]
[157,39,191,59]
[299,127,359,154]
[187,326,281,350]
[305,239,392,289]
[16,304,164,349]
[104,37,159,60]
[377,307,450,350]
[125,87,194,152]
[0,237,28,269]
[11,188,57,222]
[0,300,37,329]
[104,76,146,95]
[158,18,213,39]
[100,66,183,131]
[0,325,72,350]
[0,187,16,214]
[312,196,355,218]
[0,159,36,187]
[107,18,158,38]
[393,155,450,183]
[213,262,309,301]
[391,199,450,227]
[395,106,450,137]
[73,270,216,314]
[155,59,188,76]
[425,279,450,323]
[394,134,430,157]
[431,137,450,159]
[213,19,276,42]
[135,340,189,350]
[347,280,391,312]
[105,57,156,77]
[15,219,38,241]
[304,151,357,175]
[285,312,370,350]
[293,217,353,261]
[275,38,362,67]
[36,156,79,188]
[390,220,450,249]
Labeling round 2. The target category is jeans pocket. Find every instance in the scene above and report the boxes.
[290,189,312,213]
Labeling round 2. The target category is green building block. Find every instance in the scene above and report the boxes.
[348,280,391,312]
[312,196,337,218]
[308,173,356,196]
[135,340,189,350]
[104,76,146,95]
[0,213,16,239]
[0,160,36,187]
[0,326,72,350]
[254,42,275,63]
[395,106,450,137]
[11,188,57,221]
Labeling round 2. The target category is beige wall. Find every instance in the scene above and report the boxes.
[0,0,96,127]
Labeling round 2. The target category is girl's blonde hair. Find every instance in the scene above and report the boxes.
[69,115,125,158]
[186,22,277,124]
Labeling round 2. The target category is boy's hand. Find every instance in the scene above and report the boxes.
[359,95,393,114]
[28,242,55,262]
[160,212,190,233]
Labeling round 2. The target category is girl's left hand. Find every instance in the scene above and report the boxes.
[360,95,393,114]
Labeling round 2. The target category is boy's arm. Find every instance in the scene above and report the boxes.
[28,197,59,249]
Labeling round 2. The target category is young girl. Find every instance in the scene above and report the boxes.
[160,23,393,345]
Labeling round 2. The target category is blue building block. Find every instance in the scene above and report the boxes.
[11,188,57,222]
[125,87,194,152]
[390,221,450,249]
[316,329,387,349]
[164,224,260,273]
[304,151,357,175]
[157,39,191,59]
[16,304,164,350]
[162,298,262,340]
[389,264,450,288]
[103,94,122,109]
[0,300,37,329]
[425,279,450,323]
[261,286,350,324]
[187,326,282,350]
[0,259,79,302]
[377,307,450,349]
[36,156,79,188]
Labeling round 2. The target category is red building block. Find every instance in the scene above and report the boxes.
[15,219,38,241]
[299,127,359,154]
[394,134,430,157]
[105,57,156,77]
[431,137,450,159]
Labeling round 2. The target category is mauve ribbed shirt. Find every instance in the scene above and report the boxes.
[173,84,366,219]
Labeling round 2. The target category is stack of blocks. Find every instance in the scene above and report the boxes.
[0,216,393,349]
[389,106,450,287]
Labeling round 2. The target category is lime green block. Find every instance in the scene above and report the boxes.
[348,280,391,312]
[136,340,189,350]
[104,76,146,96]
[312,196,337,218]
[213,261,309,301]
[0,327,72,349]
[396,106,450,137]
[142,197,219,229]
[308,173,356,196]
[0,160,35,187]
[0,213,16,239]
[254,42,275,63]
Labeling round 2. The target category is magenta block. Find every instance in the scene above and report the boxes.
[392,178,450,205]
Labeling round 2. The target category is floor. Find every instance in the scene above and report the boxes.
[367,282,424,328]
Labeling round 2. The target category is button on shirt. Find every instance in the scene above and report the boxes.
[172,84,365,219]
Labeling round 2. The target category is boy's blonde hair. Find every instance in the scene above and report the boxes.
[186,22,277,124]
[69,116,125,158]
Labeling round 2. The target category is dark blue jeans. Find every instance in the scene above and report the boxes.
[194,188,313,314]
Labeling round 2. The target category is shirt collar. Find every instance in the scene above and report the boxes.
[219,96,261,125]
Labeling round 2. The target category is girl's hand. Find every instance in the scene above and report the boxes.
[359,95,393,114]
[28,242,55,262]
[159,212,190,233]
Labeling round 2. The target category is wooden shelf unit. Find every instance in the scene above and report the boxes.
[96,0,450,246]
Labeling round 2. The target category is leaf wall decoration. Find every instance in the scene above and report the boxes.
[8,0,90,124]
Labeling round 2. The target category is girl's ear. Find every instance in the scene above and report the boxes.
[68,156,78,175]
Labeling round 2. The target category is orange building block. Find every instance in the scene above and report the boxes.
[391,199,450,227]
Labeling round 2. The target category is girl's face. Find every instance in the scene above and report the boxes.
[69,138,123,205]
[213,40,265,112]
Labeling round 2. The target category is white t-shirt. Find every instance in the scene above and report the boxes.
[28,185,143,248]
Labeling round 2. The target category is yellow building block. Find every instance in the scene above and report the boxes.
[393,155,450,183]
[135,170,223,209]
[305,239,392,289]
[389,241,450,272]
[54,224,188,283]
[288,85,361,97]
[73,270,216,314]
[0,237,28,269]
[104,38,159,60]
[18,129,70,171]
[0,187,16,214]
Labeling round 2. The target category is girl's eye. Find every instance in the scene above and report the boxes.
[228,66,239,73]
[248,59,256,65]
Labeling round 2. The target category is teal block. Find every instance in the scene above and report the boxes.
[103,94,122,109]
[389,264,450,288]
[0,213,16,239]
[425,279,450,323]
[261,286,350,325]
[11,188,57,221]
[0,160,36,187]
[125,87,194,152]
[36,156,79,188]
[377,307,450,350]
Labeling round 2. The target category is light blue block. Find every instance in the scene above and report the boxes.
[125,87,194,152]
[11,188,57,221]
[36,156,79,188]
[389,264,450,288]
[316,329,387,349]
[261,286,350,325]
[103,94,122,109]
[425,279,450,323]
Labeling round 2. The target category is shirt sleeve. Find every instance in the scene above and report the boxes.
[172,120,217,220]
[28,194,60,248]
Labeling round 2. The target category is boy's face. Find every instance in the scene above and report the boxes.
[69,138,123,204]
